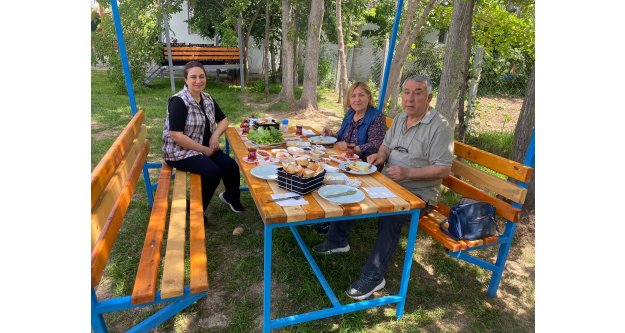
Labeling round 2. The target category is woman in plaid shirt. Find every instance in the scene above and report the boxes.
[162,61,245,219]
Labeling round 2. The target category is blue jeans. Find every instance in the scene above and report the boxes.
[166,150,240,209]
[326,205,433,280]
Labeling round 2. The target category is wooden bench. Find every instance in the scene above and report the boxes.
[385,116,534,297]
[162,45,240,66]
[91,110,209,332]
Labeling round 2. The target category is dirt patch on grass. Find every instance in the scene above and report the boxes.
[472,96,523,133]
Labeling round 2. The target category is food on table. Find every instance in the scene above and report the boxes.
[271,148,288,155]
[247,127,284,145]
[295,157,310,167]
[276,151,291,159]
[256,150,271,158]
[281,160,325,178]
[329,154,348,162]
[344,162,372,172]
[287,146,305,155]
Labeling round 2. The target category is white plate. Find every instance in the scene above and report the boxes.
[318,185,365,204]
[250,165,280,180]
[286,141,311,148]
[328,154,349,163]
[341,153,360,160]
[309,136,337,145]
[339,161,377,175]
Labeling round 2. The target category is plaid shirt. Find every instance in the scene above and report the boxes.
[162,86,217,161]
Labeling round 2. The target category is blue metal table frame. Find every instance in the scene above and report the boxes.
[260,210,421,332]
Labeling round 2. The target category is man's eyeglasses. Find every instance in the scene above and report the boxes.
[393,146,409,153]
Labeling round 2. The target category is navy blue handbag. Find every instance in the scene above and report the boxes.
[439,200,499,241]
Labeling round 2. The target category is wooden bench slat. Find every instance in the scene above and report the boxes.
[451,160,528,204]
[189,173,208,294]
[91,111,144,209]
[165,51,240,55]
[131,164,173,304]
[91,125,147,248]
[419,210,466,252]
[442,176,521,222]
[419,209,499,251]
[454,141,533,183]
[168,47,239,52]
[91,141,148,287]
[165,56,241,61]
[160,170,188,299]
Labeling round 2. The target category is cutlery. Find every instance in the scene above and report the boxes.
[325,190,357,198]
[266,195,303,203]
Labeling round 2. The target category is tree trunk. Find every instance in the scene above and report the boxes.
[276,0,295,103]
[270,41,277,79]
[513,65,535,216]
[382,0,438,113]
[350,24,364,81]
[293,37,301,92]
[436,0,475,124]
[263,0,270,94]
[295,0,324,110]
[243,5,262,84]
[464,45,485,139]
[335,0,348,104]
[456,21,475,139]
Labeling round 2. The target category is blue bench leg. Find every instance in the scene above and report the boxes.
[92,288,108,333]
[487,221,517,297]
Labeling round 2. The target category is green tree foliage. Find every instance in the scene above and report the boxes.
[430,0,534,96]
[91,0,183,93]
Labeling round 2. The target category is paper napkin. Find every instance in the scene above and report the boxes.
[302,129,316,136]
[362,187,397,199]
[271,193,309,207]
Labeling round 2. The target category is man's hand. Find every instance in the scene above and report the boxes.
[367,153,386,166]
[386,165,409,182]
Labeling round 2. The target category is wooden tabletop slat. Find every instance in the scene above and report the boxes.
[189,173,208,294]
[266,181,307,222]
[310,191,345,218]
[358,175,410,213]
[160,170,188,299]
[131,164,172,304]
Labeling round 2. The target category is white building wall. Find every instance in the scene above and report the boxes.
[166,2,215,45]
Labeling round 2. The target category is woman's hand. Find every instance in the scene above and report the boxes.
[335,141,348,151]
[201,146,216,157]
[209,134,220,151]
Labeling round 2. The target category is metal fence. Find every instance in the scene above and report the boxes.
[318,44,530,100]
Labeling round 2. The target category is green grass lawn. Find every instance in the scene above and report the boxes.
[92,69,534,332]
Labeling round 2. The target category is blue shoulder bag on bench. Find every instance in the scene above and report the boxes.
[439,199,500,241]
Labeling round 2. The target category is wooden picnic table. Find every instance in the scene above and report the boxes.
[224,125,425,332]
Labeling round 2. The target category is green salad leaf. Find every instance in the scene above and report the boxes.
[247,127,284,145]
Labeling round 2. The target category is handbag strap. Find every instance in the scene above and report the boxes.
[438,218,461,241]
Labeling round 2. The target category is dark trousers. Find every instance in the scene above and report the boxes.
[326,205,433,280]
[166,150,241,209]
